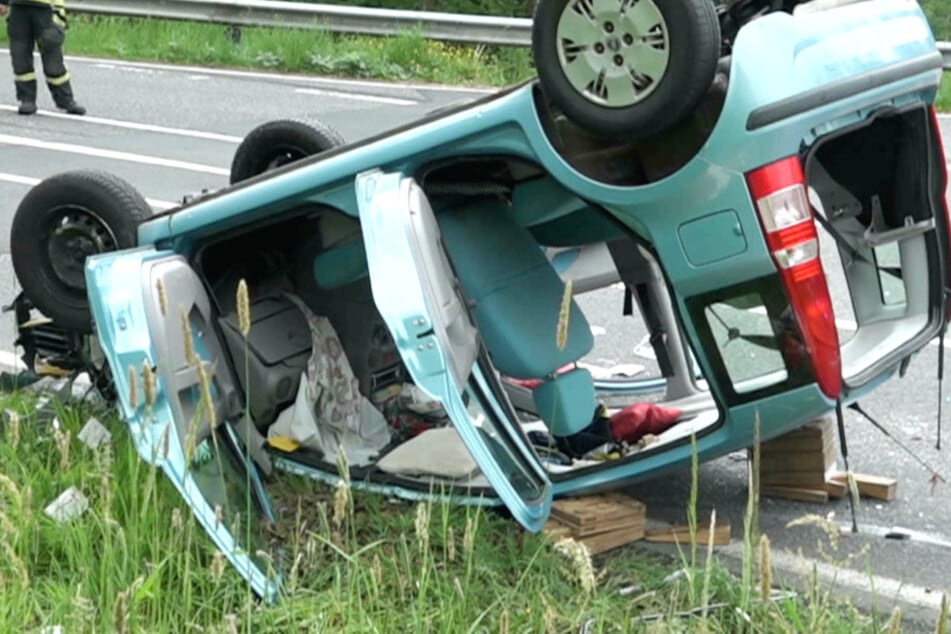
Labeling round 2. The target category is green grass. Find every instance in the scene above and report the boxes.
[1,388,934,632]
[939,78,951,113]
[0,16,535,89]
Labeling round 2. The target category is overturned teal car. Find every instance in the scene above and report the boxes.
[6,0,949,599]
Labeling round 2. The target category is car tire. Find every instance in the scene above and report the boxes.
[532,0,721,138]
[229,118,347,185]
[11,170,152,333]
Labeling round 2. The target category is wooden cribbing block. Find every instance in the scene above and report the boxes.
[550,492,646,537]
[758,448,836,474]
[644,521,732,546]
[544,492,647,555]
[760,485,830,504]
[829,472,897,501]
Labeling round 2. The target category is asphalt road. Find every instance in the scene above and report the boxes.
[1,51,950,628]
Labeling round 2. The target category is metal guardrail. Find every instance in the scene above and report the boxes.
[69,0,533,46]
[66,0,951,59]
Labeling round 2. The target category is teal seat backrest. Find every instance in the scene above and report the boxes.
[313,238,369,290]
[437,199,594,379]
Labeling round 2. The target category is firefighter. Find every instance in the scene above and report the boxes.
[0,0,85,115]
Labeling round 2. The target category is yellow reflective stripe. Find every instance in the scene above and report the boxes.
[14,72,36,82]
[46,72,70,86]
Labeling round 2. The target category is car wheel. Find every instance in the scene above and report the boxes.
[532,0,721,138]
[10,170,152,333]
[229,118,347,185]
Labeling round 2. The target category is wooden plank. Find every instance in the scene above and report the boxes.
[760,485,830,503]
[580,523,646,555]
[760,435,833,454]
[759,467,835,487]
[769,418,833,441]
[644,522,731,546]
[543,518,645,555]
[829,472,897,501]
[550,493,645,535]
[822,479,848,498]
[758,449,836,474]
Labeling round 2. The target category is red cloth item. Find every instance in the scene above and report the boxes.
[609,402,682,444]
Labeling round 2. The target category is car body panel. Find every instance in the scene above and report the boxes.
[85,249,281,601]
[355,168,553,531]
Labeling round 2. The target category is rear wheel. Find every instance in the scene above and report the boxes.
[229,118,347,184]
[532,0,721,138]
[11,170,152,332]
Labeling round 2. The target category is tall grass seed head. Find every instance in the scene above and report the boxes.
[414,502,431,553]
[196,361,217,429]
[553,537,596,593]
[237,279,251,337]
[885,606,902,634]
[463,514,477,558]
[126,365,138,409]
[447,525,456,563]
[332,479,351,529]
[112,589,128,634]
[556,280,573,351]
[4,409,20,449]
[759,533,772,600]
[156,278,168,316]
[180,307,197,367]
[54,428,71,471]
[210,550,226,583]
[142,360,157,410]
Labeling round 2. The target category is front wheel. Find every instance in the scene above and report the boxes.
[532,0,721,139]
[10,170,152,333]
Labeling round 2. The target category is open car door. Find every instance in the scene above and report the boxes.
[85,249,280,600]
[356,169,553,532]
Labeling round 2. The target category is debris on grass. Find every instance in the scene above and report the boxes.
[44,486,89,523]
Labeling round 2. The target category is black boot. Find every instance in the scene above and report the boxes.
[18,101,37,115]
[50,79,85,115]
[58,101,85,116]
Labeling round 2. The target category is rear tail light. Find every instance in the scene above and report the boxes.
[746,156,842,400]
[928,105,951,320]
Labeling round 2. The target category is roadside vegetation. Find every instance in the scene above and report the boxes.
[1,389,934,632]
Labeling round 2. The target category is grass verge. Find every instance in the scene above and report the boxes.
[0,16,534,89]
[1,388,935,632]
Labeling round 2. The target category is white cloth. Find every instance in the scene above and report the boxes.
[268,295,391,466]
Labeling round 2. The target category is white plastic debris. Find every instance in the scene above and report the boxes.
[44,486,89,523]
[40,626,64,634]
[77,417,112,449]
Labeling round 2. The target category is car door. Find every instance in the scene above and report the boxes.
[85,248,281,600]
[355,169,553,532]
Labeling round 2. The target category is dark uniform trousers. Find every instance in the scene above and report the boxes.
[6,1,75,106]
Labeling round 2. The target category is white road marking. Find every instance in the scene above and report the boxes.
[0,172,178,210]
[295,87,418,106]
[0,104,242,143]
[0,133,230,176]
[716,540,951,621]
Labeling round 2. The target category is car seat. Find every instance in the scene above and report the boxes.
[437,198,597,437]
